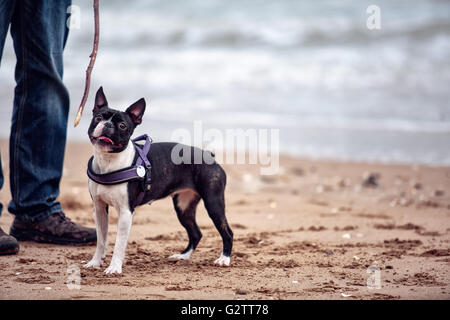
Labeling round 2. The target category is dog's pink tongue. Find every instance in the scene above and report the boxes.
[98,136,113,144]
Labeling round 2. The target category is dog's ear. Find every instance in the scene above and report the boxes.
[126,98,146,126]
[93,86,108,113]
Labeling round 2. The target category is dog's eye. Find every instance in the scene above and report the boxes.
[119,122,127,130]
[95,116,102,122]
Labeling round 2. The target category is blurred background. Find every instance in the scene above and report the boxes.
[0,0,449,165]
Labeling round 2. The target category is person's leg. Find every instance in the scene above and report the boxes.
[8,0,95,244]
[1,154,19,255]
[0,151,3,217]
[7,0,71,221]
[0,0,17,217]
[0,0,20,255]
[0,0,15,64]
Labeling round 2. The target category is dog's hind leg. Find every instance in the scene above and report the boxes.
[202,191,233,266]
[84,199,109,268]
[199,165,233,266]
[169,189,202,261]
[198,164,233,266]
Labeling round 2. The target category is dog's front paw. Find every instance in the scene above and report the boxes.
[104,261,122,274]
[214,253,230,267]
[84,258,103,268]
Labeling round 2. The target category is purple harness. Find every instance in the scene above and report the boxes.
[87,134,152,209]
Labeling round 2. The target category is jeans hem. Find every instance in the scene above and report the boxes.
[11,202,62,223]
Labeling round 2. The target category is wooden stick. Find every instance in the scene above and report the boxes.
[74,0,100,127]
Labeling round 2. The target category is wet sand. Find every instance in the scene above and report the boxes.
[0,141,449,299]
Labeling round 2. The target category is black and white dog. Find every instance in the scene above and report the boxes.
[84,87,233,274]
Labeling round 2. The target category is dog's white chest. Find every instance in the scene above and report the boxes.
[90,182,128,208]
[89,142,135,210]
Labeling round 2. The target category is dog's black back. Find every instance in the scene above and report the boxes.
[127,142,225,207]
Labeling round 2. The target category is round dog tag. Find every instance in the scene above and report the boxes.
[136,166,146,178]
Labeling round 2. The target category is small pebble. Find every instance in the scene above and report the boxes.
[341,293,352,297]
[315,185,324,193]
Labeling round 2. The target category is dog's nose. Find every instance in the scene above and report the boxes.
[104,121,113,129]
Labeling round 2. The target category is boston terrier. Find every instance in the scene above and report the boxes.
[84,87,233,274]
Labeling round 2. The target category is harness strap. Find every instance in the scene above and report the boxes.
[132,134,152,208]
[87,157,141,185]
[134,134,151,168]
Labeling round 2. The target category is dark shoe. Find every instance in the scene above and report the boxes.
[0,227,20,255]
[10,211,96,245]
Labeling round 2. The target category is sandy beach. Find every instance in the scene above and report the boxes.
[0,140,449,300]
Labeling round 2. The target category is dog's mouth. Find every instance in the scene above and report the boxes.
[90,135,124,152]
[98,136,114,144]
[90,135,114,145]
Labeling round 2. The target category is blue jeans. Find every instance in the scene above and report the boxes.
[0,0,72,222]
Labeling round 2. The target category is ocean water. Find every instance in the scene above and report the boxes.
[0,0,449,165]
